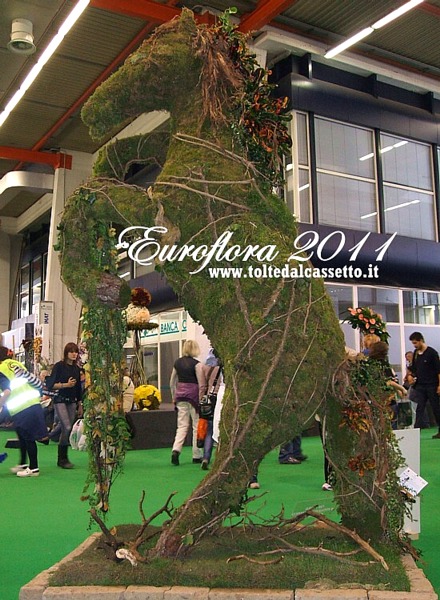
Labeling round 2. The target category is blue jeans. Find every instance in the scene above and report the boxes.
[203,419,214,462]
[278,435,302,462]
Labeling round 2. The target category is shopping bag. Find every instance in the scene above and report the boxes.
[69,419,87,450]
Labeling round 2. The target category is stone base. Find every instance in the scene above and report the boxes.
[20,535,438,600]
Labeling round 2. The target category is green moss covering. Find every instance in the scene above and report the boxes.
[58,8,406,557]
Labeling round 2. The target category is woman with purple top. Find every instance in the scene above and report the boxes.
[170,340,204,466]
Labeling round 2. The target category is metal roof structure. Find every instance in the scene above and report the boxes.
[1,0,439,220]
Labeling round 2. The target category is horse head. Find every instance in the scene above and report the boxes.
[82,9,237,142]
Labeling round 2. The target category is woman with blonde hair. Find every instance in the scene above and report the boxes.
[170,340,204,466]
[362,333,381,356]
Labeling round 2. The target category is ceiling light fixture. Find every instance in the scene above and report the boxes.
[0,0,90,129]
[7,19,36,55]
[325,0,424,59]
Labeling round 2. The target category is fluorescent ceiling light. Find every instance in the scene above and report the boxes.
[0,0,90,128]
[298,183,310,192]
[359,152,375,161]
[360,211,378,220]
[325,27,373,59]
[393,140,409,148]
[384,200,420,212]
[380,140,409,153]
[372,0,424,29]
[325,0,424,59]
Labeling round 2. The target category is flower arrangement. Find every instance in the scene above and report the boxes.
[33,336,42,363]
[133,384,161,410]
[345,307,390,342]
[126,287,158,331]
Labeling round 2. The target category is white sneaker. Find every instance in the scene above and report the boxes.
[322,482,332,491]
[17,467,40,477]
[10,464,28,474]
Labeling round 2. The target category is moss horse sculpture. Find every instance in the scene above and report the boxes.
[59,9,404,558]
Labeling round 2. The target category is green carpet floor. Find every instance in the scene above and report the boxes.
[1,428,439,600]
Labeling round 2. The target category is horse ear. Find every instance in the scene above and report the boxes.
[178,7,198,32]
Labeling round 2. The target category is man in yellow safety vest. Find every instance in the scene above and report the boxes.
[0,346,47,477]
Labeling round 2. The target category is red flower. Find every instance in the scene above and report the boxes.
[130,287,152,307]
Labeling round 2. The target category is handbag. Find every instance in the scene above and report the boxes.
[196,417,208,448]
[199,367,222,420]
[397,401,413,429]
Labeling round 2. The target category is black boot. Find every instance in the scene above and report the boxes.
[57,445,74,469]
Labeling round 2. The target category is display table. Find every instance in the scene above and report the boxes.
[126,404,191,450]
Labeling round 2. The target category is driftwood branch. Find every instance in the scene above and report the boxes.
[89,508,123,561]
[131,491,177,554]
[305,510,389,571]
[275,537,372,567]
[227,554,284,565]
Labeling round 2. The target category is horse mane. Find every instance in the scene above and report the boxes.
[194,25,245,126]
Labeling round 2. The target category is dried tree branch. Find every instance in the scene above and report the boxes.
[305,510,389,571]
[227,554,284,565]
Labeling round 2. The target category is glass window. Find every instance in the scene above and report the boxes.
[404,326,440,358]
[381,135,432,191]
[325,284,357,350]
[143,344,159,388]
[386,324,402,382]
[31,257,42,310]
[134,244,155,277]
[285,112,311,223]
[42,253,48,301]
[297,113,309,166]
[19,264,30,318]
[383,186,435,241]
[159,341,179,404]
[317,173,377,232]
[315,118,375,178]
[117,254,132,281]
[403,290,440,325]
[325,284,353,320]
[358,287,400,323]
[298,168,311,223]
[381,134,435,241]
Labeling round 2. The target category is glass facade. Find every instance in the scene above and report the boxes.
[14,253,48,321]
[381,134,435,240]
[288,113,438,242]
[325,282,440,379]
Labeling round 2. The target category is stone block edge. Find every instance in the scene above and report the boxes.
[19,534,438,600]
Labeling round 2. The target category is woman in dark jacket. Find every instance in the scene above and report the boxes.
[46,342,82,468]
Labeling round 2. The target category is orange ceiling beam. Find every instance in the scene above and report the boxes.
[418,2,440,18]
[1,146,72,169]
[90,0,181,22]
[238,0,298,33]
